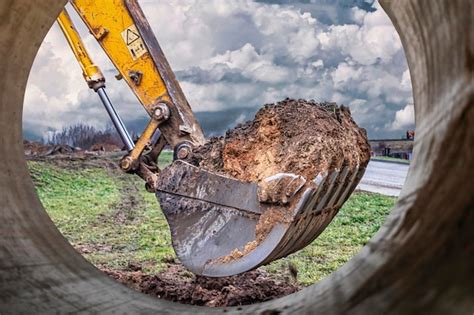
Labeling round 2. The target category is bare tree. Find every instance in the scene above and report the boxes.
[48,123,124,149]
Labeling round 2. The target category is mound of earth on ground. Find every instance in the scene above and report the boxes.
[102,263,299,307]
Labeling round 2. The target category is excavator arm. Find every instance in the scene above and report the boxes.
[71,0,205,147]
[59,0,204,190]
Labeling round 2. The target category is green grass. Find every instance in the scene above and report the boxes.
[29,156,396,285]
[29,161,120,243]
[29,157,175,274]
[158,151,173,169]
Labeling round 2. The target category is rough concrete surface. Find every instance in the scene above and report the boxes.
[0,0,473,314]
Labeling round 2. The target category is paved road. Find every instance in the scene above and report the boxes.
[357,160,410,197]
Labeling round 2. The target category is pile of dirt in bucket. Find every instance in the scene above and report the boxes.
[188,98,370,183]
[102,263,300,307]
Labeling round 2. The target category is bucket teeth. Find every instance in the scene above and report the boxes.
[298,167,350,250]
[258,173,307,205]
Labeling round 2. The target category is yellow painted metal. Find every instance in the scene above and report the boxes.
[130,118,160,162]
[57,9,105,90]
[65,0,205,178]
[70,0,170,116]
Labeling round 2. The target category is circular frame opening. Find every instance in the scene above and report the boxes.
[0,0,472,313]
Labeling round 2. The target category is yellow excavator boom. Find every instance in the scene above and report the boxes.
[58,0,206,191]
[70,0,205,148]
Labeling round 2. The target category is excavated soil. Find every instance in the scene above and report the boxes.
[102,263,300,307]
[188,99,370,182]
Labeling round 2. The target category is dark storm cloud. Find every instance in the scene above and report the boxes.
[255,0,376,24]
[123,107,257,140]
[176,67,252,84]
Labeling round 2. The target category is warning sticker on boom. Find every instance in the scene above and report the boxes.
[121,25,148,60]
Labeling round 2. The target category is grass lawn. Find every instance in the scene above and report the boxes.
[29,153,396,286]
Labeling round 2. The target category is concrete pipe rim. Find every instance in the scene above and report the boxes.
[0,0,472,314]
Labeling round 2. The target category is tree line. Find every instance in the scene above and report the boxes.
[47,123,137,150]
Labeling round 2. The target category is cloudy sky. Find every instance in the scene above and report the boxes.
[23,0,415,141]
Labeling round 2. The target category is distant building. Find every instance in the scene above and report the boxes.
[370,131,415,160]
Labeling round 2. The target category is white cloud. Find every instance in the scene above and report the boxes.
[351,7,367,25]
[204,43,291,84]
[319,3,402,66]
[400,69,412,92]
[331,62,363,88]
[391,104,415,130]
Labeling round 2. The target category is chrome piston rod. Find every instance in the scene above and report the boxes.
[97,87,135,152]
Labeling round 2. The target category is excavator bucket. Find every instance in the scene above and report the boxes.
[157,160,366,277]
[156,100,371,277]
